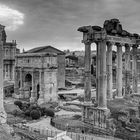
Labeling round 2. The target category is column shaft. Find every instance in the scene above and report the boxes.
[20,68,23,89]
[38,69,44,104]
[30,69,36,103]
[84,42,91,102]
[98,40,107,108]
[107,42,113,100]
[96,42,101,102]
[132,45,138,93]
[116,43,123,98]
[124,44,131,95]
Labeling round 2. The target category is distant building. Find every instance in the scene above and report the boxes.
[65,52,78,67]
[3,41,20,81]
[14,46,65,103]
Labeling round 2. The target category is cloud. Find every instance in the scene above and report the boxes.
[0,4,24,31]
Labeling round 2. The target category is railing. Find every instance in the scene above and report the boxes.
[13,123,120,140]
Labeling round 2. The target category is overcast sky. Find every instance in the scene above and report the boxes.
[0,0,140,51]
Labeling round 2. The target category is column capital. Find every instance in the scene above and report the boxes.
[125,44,131,48]
[106,41,114,46]
[132,44,138,48]
[115,42,123,47]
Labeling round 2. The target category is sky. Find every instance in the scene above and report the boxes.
[0,0,140,51]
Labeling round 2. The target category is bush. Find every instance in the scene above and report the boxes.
[30,109,41,120]
[14,101,22,108]
[44,108,55,117]
[21,103,30,111]
[24,109,31,117]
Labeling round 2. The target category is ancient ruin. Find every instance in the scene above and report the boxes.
[14,46,65,104]
[76,19,140,136]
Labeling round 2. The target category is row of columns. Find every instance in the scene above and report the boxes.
[84,41,138,109]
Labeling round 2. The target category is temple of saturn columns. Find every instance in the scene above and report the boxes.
[77,19,140,129]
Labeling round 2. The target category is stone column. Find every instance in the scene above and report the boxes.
[132,45,138,94]
[14,66,19,95]
[96,42,101,102]
[106,42,113,100]
[30,69,36,103]
[7,64,10,80]
[98,40,107,108]
[116,43,123,98]
[19,67,24,98]
[38,69,44,105]
[124,44,131,95]
[84,42,91,102]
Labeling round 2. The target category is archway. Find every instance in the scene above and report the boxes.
[24,73,32,97]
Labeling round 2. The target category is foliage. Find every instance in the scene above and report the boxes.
[43,108,55,117]
[14,100,22,108]
[30,109,41,120]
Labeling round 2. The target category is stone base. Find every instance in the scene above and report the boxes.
[37,98,44,105]
[115,96,123,99]
[30,97,36,103]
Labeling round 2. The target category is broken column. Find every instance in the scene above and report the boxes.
[124,44,131,95]
[116,43,123,98]
[132,45,138,94]
[106,42,113,100]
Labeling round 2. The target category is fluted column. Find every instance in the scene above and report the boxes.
[38,69,44,105]
[116,43,123,98]
[98,40,107,108]
[30,69,36,103]
[107,42,113,100]
[84,42,91,102]
[124,44,131,95]
[132,45,138,94]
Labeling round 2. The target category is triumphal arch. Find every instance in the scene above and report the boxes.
[14,52,58,104]
[77,19,140,132]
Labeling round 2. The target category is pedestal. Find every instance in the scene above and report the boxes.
[30,90,36,103]
[38,91,44,105]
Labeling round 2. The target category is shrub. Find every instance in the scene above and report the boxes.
[24,109,31,117]
[44,108,55,117]
[21,103,30,111]
[14,101,22,108]
[30,109,41,120]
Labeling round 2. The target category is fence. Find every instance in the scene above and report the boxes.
[13,123,120,140]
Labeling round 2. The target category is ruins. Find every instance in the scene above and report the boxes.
[77,19,140,135]
[13,46,65,104]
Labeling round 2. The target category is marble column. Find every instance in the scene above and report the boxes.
[106,42,113,100]
[38,69,44,105]
[132,45,138,94]
[96,42,101,102]
[98,40,107,108]
[124,44,131,95]
[30,69,36,103]
[116,43,123,98]
[84,42,91,102]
